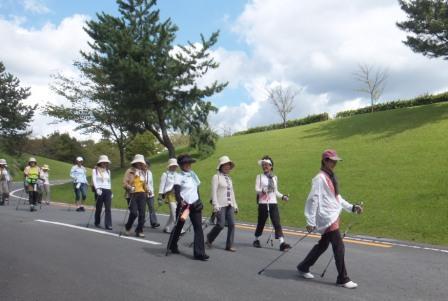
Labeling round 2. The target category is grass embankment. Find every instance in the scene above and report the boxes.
[51,103,448,245]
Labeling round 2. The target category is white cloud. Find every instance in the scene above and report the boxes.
[0,14,94,139]
[208,0,448,134]
[22,0,50,14]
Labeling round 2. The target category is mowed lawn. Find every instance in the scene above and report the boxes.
[51,103,448,245]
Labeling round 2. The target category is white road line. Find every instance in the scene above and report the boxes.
[35,219,162,245]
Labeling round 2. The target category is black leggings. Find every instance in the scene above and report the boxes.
[28,191,38,205]
[254,203,284,239]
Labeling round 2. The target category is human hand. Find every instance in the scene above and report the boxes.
[306,225,315,233]
[282,194,289,202]
[353,203,363,214]
[96,188,102,196]
[157,195,164,206]
[234,208,239,214]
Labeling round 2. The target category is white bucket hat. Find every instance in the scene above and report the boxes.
[0,159,7,165]
[216,155,235,170]
[167,158,179,168]
[97,155,111,165]
[76,156,84,162]
[29,157,37,163]
[131,154,146,166]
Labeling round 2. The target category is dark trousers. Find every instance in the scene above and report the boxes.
[207,205,235,249]
[28,191,38,205]
[125,192,146,233]
[146,196,158,225]
[255,203,284,239]
[169,202,206,257]
[298,229,350,284]
[94,189,112,228]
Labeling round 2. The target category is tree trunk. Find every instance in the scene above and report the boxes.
[119,146,126,168]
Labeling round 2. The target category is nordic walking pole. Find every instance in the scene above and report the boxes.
[258,231,311,275]
[320,202,363,278]
[265,200,274,247]
[119,195,134,237]
[86,193,100,228]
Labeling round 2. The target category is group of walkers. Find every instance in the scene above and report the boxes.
[1,148,364,289]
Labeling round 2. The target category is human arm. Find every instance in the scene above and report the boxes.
[304,177,321,230]
[211,175,220,212]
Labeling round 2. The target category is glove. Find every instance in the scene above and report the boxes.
[157,195,164,206]
[234,208,239,214]
[76,183,81,189]
[213,206,220,213]
[96,188,102,196]
[261,187,268,193]
[130,186,135,193]
[111,194,114,199]
[282,194,289,202]
[306,225,316,233]
[352,204,363,214]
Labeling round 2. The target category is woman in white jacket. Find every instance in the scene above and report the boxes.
[206,156,239,252]
[297,149,363,289]
[159,158,180,233]
[253,155,291,252]
[92,155,113,230]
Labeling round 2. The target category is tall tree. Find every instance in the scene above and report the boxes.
[354,64,389,113]
[45,74,133,168]
[80,0,227,157]
[267,86,300,128]
[397,0,448,59]
[0,61,36,154]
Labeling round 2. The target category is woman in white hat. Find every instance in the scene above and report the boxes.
[39,164,51,205]
[253,155,291,251]
[92,155,113,230]
[159,158,180,233]
[70,156,88,212]
[122,154,149,237]
[24,157,41,212]
[0,159,12,206]
[205,156,239,252]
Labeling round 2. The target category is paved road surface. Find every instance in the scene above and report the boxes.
[1,183,447,301]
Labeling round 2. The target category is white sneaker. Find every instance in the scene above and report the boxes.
[339,281,358,289]
[299,271,315,279]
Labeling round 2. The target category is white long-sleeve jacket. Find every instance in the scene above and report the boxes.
[255,174,284,204]
[304,172,354,234]
[158,171,177,194]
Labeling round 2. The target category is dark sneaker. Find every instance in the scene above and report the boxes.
[80,207,85,212]
[151,223,160,229]
[280,242,291,252]
[75,207,81,212]
[194,254,210,261]
[253,239,261,248]
[94,224,101,228]
[105,226,113,230]
[169,246,180,254]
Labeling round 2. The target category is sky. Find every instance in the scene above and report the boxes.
[1,0,447,139]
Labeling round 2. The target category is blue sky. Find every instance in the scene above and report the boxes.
[1,0,448,137]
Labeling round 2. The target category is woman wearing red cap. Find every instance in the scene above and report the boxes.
[297,149,363,289]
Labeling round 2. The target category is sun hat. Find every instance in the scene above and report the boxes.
[131,154,147,166]
[0,159,7,165]
[97,155,111,165]
[167,158,179,168]
[216,156,235,170]
[322,149,343,161]
[42,164,50,170]
[29,157,37,163]
[76,156,84,162]
[177,154,196,166]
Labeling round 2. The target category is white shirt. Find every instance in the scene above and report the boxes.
[159,171,177,194]
[92,168,111,190]
[255,174,283,204]
[70,165,88,184]
[0,168,11,182]
[145,170,154,197]
[175,171,200,204]
[304,172,354,234]
[39,171,50,185]
[211,173,238,209]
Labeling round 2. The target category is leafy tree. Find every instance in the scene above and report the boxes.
[81,139,121,169]
[46,74,133,168]
[189,126,218,159]
[0,61,36,154]
[80,0,227,157]
[397,0,448,59]
[37,132,84,163]
[126,131,161,161]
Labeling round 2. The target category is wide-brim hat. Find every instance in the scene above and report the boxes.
[167,158,179,168]
[216,156,235,170]
[177,154,196,166]
[0,159,7,165]
[76,156,84,162]
[42,164,50,170]
[322,149,342,161]
[131,154,147,166]
[28,157,37,163]
[97,155,111,165]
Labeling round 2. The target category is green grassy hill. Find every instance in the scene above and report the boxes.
[51,102,448,245]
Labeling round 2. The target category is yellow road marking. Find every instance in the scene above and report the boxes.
[236,224,392,249]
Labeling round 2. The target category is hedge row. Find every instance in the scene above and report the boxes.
[233,113,330,135]
[335,92,448,118]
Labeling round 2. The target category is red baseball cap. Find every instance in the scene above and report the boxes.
[322,149,343,161]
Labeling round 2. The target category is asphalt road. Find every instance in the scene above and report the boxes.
[1,183,447,301]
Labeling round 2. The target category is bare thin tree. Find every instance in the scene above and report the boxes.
[354,64,389,113]
[267,86,301,128]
